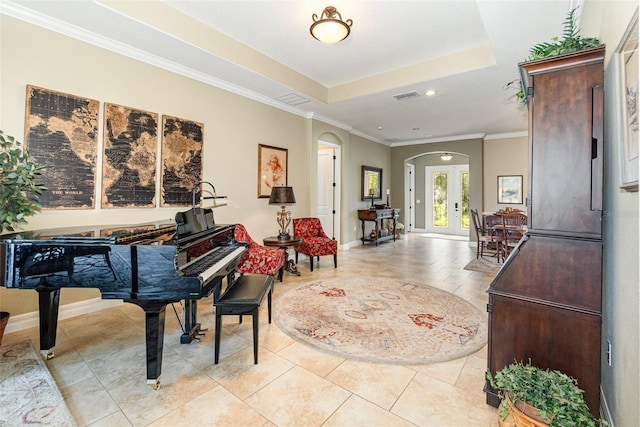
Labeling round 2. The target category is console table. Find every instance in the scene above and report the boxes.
[358,208,400,246]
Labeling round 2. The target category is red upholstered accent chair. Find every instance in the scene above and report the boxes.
[292,218,337,272]
[234,224,284,281]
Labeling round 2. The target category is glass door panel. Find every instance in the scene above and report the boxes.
[425,165,469,236]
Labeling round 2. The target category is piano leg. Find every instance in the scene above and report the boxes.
[126,300,169,390]
[37,288,60,359]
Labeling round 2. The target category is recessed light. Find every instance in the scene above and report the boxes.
[412,127,420,131]
[425,90,437,96]
[377,126,383,130]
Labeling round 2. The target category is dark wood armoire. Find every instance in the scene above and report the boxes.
[485,46,605,416]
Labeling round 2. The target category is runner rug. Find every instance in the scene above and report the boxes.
[0,340,76,426]
[275,277,487,364]
[463,256,502,275]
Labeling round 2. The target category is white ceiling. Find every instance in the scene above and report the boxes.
[2,0,580,145]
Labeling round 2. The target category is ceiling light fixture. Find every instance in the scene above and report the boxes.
[310,6,353,44]
[440,153,453,161]
[425,90,437,96]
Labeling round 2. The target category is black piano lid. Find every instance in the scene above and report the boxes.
[0,220,177,243]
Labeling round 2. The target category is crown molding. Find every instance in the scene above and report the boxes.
[1,2,383,140]
[390,133,486,147]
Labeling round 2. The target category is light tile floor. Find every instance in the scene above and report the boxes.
[3,233,500,426]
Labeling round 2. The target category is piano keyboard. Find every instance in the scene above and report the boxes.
[180,245,246,282]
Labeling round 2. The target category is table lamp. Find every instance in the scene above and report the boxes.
[269,186,296,239]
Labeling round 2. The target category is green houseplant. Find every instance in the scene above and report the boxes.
[507,7,603,104]
[487,360,607,427]
[0,130,47,233]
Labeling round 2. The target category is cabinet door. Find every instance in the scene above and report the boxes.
[487,294,601,416]
[528,61,603,235]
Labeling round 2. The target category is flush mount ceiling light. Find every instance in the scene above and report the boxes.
[310,6,353,44]
[440,153,453,161]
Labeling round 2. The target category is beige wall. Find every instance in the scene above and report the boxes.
[582,2,640,426]
[483,136,528,213]
[390,136,528,240]
[344,134,392,243]
[0,16,389,316]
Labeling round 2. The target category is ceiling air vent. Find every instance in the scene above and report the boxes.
[393,91,420,101]
[276,93,310,106]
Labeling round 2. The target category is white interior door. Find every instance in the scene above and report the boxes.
[424,164,469,236]
[317,147,338,239]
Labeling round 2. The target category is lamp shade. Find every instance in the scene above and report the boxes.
[269,186,296,205]
[310,6,353,44]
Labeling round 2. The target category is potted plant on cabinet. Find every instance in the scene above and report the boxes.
[0,130,47,234]
[506,7,603,105]
[487,360,607,427]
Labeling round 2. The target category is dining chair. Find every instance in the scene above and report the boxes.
[471,209,503,262]
[498,212,527,258]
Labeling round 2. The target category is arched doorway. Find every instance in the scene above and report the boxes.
[406,151,470,237]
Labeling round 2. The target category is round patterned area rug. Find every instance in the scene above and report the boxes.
[275,277,487,365]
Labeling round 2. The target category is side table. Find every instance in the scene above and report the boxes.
[262,236,303,276]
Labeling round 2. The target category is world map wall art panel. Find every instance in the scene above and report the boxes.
[102,103,158,208]
[24,85,99,209]
[160,115,204,207]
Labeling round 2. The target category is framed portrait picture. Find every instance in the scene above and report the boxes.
[497,175,523,204]
[361,165,383,200]
[617,10,639,191]
[258,144,288,198]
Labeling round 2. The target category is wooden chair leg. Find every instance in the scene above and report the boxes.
[333,254,337,268]
[309,256,314,272]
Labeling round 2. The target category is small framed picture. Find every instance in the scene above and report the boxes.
[497,175,523,204]
[258,144,288,198]
[361,165,383,200]
[617,10,639,191]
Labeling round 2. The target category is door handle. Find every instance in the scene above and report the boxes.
[455,202,459,211]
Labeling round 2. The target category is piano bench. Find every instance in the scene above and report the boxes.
[214,273,274,364]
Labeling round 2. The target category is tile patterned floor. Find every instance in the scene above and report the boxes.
[3,233,500,426]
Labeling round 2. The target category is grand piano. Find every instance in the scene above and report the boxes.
[0,205,246,389]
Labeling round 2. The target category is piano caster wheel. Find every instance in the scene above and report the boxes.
[148,379,161,390]
[194,336,201,342]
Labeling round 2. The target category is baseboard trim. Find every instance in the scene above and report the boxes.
[4,298,123,334]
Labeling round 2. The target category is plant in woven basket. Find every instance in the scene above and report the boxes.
[506,7,602,105]
[487,360,607,427]
[0,130,47,233]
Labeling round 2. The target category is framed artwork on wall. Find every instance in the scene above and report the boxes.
[617,10,639,192]
[103,103,158,208]
[160,115,204,206]
[258,144,288,198]
[497,175,523,204]
[361,165,382,200]
[24,85,99,209]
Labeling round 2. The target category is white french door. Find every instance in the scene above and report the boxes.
[424,165,469,236]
